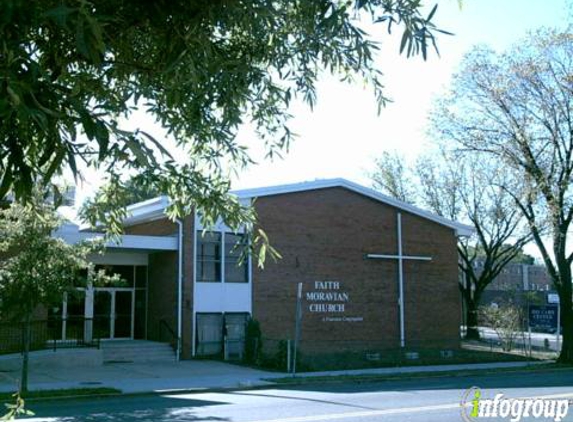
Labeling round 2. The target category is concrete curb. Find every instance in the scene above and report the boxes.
[12,361,569,403]
[265,361,566,386]
[10,383,275,403]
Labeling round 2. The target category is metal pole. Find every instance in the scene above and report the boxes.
[556,304,561,353]
[527,300,532,358]
[397,213,405,348]
[293,282,303,377]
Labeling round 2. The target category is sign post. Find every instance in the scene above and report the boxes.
[547,293,561,351]
[292,282,303,377]
[527,300,532,358]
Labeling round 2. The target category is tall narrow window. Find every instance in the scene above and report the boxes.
[225,233,248,283]
[197,232,222,282]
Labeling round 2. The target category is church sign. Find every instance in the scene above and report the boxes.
[305,281,363,322]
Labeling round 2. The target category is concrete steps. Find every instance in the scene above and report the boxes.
[101,340,175,363]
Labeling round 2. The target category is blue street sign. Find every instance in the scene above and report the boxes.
[529,305,558,330]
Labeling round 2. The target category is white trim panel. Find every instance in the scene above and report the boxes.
[88,252,149,266]
[124,196,170,226]
[194,283,252,313]
[56,225,178,251]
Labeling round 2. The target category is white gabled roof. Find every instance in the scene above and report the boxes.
[122,178,473,237]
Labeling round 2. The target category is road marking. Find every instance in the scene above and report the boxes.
[246,392,573,422]
[20,391,573,422]
[247,403,460,422]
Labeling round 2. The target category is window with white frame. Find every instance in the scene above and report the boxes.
[196,231,249,283]
[196,232,222,282]
[225,233,248,283]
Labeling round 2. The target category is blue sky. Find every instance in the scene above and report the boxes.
[73,0,570,205]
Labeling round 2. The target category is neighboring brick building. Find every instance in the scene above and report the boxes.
[481,262,554,307]
[55,179,472,364]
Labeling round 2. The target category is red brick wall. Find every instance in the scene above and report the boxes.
[147,251,178,341]
[252,187,461,355]
[181,214,194,359]
[401,212,460,347]
[124,215,194,358]
[124,218,178,236]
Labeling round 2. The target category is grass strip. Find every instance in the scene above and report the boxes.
[0,387,121,401]
[266,362,571,385]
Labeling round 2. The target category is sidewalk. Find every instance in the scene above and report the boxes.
[0,359,277,394]
[0,358,548,395]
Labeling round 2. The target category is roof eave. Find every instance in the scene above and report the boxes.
[234,178,473,236]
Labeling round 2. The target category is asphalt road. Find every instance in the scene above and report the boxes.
[19,369,573,422]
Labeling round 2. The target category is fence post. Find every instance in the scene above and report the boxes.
[287,339,291,373]
[292,282,303,377]
[53,319,57,352]
[250,337,258,363]
[20,322,24,356]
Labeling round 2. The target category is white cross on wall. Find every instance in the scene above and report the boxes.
[366,212,432,348]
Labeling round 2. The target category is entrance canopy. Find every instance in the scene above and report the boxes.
[52,223,179,343]
[55,223,178,253]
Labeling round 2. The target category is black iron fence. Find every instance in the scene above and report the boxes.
[0,317,101,355]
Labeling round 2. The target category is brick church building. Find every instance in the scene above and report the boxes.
[56,179,471,364]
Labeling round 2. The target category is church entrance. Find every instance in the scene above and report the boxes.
[93,289,134,339]
[48,264,148,342]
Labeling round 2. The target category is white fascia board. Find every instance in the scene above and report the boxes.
[116,234,178,250]
[119,178,474,237]
[56,230,178,251]
[234,178,474,237]
[123,195,170,226]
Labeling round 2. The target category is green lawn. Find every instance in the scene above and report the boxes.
[268,362,568,385]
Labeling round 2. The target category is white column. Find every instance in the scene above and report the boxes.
[84,277,94,343]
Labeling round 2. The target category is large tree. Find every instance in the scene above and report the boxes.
[432,29,573,363]
[371,151,416,203]
[0,0,448,245]
[0,194,109,393]
[371,151,530,339]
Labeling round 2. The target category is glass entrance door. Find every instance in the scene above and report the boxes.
[94,291,112,339]
[48,290,86,341]
[114,291,133,338]
[93,289,134,339]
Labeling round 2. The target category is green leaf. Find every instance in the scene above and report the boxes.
[426,4,438,23]
[399,29,411,55]
[125,139,150,167]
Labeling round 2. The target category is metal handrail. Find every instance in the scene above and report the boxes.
[159,319,179,352]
